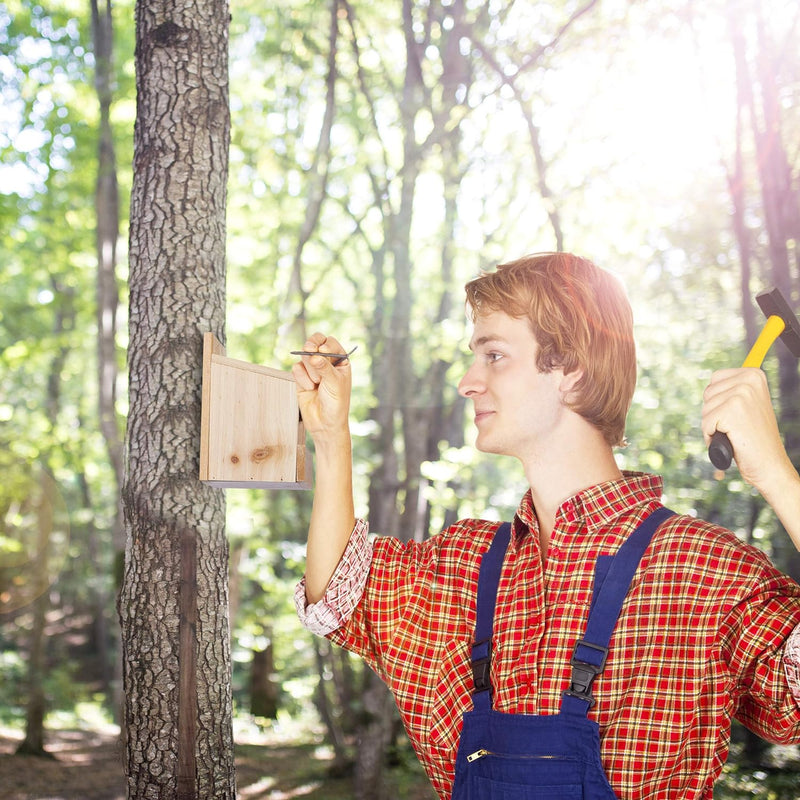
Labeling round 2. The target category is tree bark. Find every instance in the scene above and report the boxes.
[120,0,233,796]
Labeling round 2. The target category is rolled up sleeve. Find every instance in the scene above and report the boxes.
[294,519,373,636]
[785,622,800,704]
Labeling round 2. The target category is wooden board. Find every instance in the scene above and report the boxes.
[199,333,311,489]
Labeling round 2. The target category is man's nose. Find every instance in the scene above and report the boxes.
[458,363,482,397]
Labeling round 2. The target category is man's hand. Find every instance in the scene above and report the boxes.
[292,333,352,442]
[702,367,800,549]
[702,368,785,488]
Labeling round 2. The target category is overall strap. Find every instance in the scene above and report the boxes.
[470,522,512,713]
[561,505,675,716]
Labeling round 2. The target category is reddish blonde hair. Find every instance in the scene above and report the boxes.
[464,252,636,447]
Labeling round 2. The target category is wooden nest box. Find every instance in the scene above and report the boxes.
[199,333,311,489]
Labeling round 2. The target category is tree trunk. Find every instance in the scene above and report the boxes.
[15,467,57,758]
[120,0,232,796]
[77,468,113,695]
[16,596,49,757]
[17,280,75,757]
[354,668,397,800]
[313,639,352,775]
[249,644,279,719]
[91,0,125,721]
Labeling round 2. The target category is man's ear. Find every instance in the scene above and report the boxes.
[559,368,583,403]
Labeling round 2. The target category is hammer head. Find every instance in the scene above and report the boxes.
[756,287,800,357]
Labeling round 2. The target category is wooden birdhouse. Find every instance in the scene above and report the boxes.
[199,333,311,489]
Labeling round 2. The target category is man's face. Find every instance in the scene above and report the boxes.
[458,311,572,463]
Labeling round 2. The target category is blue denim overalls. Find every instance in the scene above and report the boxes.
[451,507,674,800]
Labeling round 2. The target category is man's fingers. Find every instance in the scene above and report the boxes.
[291,362,318,391]
[701,368,773,449]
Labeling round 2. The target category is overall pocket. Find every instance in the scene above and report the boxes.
[467,749,583,799]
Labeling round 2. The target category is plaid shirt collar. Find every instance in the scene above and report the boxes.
[512,471,665,549]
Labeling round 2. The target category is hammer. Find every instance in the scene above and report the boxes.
[708,287,800,471]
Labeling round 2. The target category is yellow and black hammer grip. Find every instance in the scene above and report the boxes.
[708,316,786,470]
[708,287,800,472]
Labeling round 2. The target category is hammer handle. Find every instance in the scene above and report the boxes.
[708,315,785,471]
[742,316,785,369]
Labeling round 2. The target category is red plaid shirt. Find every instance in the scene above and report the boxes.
[297,473,800,799]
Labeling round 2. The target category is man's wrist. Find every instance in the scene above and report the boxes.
[757,458,800,550]
[312,430,352,458]
[756,456,800,504]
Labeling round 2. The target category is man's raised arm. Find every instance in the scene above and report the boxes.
[292,333,357,602]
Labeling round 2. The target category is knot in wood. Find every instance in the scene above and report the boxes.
[250,447,274,464]
[152,20,184,47]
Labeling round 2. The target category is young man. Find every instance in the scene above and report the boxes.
[292,253,800,799]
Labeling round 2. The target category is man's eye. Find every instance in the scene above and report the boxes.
[486,351,504,364]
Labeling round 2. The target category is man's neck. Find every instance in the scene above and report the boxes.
[524,433,622,554]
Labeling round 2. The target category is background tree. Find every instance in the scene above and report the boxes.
[15,285,74,757]
[91,0,124,714]
[119,0,233,795]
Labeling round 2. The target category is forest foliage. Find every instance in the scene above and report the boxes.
[1,0,799,795]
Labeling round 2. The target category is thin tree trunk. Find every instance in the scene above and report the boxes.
[77,468,113,693]
[249,643,279,719]
[17,278,75,757]
[91,0,122,487]
[313,640,351,774]
[91,0,125,721]
[15,467,56,758]
[354,668,396,800]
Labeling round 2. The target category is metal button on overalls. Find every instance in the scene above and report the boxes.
[451,507,674,800]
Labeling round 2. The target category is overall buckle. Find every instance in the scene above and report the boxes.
[564,639,608,707]
[471,638,492,694]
